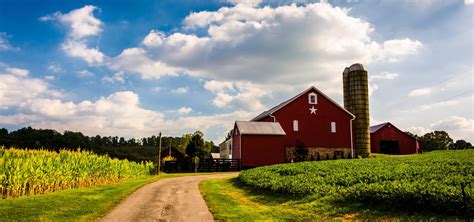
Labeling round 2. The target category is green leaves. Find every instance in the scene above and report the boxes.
[239,150,474,216]
[1,147,154,198]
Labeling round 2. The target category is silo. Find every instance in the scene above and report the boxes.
[343,63,370,157]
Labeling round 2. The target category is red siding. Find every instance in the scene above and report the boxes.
[232,126,241,159]
[262,88,353,149]
[232,88,354,167]
[241,135,285,167]
[370,124,420,155]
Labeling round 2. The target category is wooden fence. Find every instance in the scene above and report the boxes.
[163,159,241,172]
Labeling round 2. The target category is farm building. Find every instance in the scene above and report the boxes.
[370,122,420,155]
[231,85,356,168]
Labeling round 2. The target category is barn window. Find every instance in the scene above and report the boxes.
[331,122,336,133]
[308,92,317,104]
[293,120,299,131]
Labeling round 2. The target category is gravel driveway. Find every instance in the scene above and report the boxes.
[101,173,238,222]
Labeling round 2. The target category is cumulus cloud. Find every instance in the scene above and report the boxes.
[62,40,105,64]
[0,77,253,140]
[41,5,102,39]
[177,107,192,114]
[465,0,474,5]
[108,47,179,79]
[121,2,422,105]
[0,74,62,107]
[431,116,474,142]
[408,87,432,97]
[42,6,106,65]
[6,67,29,76]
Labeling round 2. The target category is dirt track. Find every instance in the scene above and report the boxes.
[101,173,238,222]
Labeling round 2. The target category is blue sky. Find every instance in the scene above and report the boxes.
[0,0,473,143]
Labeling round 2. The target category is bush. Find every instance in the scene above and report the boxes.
[239,150,473,216]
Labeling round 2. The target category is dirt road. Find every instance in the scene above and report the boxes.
[101,173,238,222]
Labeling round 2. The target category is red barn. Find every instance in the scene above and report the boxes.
[232,86,355,168]
[370,122,420,155]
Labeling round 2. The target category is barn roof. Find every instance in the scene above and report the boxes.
[251,86,354,121]
[235,121,286,135]
[370,122,389,133]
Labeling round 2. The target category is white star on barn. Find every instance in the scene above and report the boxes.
[309,106,317,115]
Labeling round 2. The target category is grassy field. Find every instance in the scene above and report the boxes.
[0,173,211,221]
[201,150,473,221]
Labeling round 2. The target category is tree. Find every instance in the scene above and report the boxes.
[186,131,205,172]
[451,140,473,150]
[419,131,454,151]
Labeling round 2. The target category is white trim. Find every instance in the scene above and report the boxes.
[331,122,336,133]
[293,120,299,131]
[252,86,354,121]
[308,92,317,104]
[350,117,355,158]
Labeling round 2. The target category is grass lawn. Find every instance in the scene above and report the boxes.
[0,173,211,221]
[201,175,467,221]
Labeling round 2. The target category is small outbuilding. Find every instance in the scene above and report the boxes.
[370,122,420,155]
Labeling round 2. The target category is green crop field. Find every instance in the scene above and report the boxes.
[0,147,154,198]
[239,150,473,217]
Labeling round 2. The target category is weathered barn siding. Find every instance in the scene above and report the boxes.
[370,123,420,155]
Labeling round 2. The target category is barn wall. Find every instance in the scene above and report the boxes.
[241,135,285,167]
[264,88,353,150]
[370,125,419,154]
[231,126,241,159]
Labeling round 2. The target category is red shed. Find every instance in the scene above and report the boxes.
[370,122,420,155]
[232,86,355,168]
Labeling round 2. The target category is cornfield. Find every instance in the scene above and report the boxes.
[0,146,154,198]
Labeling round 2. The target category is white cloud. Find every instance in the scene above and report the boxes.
[227,0,262,7]
[102,71,126,84]
[431,116,474,142]
[171,87,189,94]
[465,0,474,5]
[0,74,62,107]
[142,30,165,47]
[77,69,94,77]
[131,2,422,96]
[204,80,234,93]
[408,87,432,97]
[108,47,179,79]
[0,32,17,51]
[43,5,102,39]
[6,67,29,76]
[62,40,105,64]
[44,75,55,80]
[177,107,192,114]
[369,72,399,81]
[368,83,378,97]
[405,126,431,136]
[42,6,106,65]
[151,86,162,92]
[47,64,64,73]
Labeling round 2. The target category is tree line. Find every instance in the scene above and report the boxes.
[0,126,219,163]
[405,130,473,151]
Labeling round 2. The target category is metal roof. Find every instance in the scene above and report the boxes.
[370,122,389,133]
[252,86,354,121]
[235,121,286,135]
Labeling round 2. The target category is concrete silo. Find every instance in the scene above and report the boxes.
[343,63,370,157]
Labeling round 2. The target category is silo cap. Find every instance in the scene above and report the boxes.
[343,67,350,74]
[349,63,367,72]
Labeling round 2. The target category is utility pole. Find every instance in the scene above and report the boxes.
[157,132,162,175]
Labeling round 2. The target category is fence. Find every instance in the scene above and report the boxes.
[163,159,241,172]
